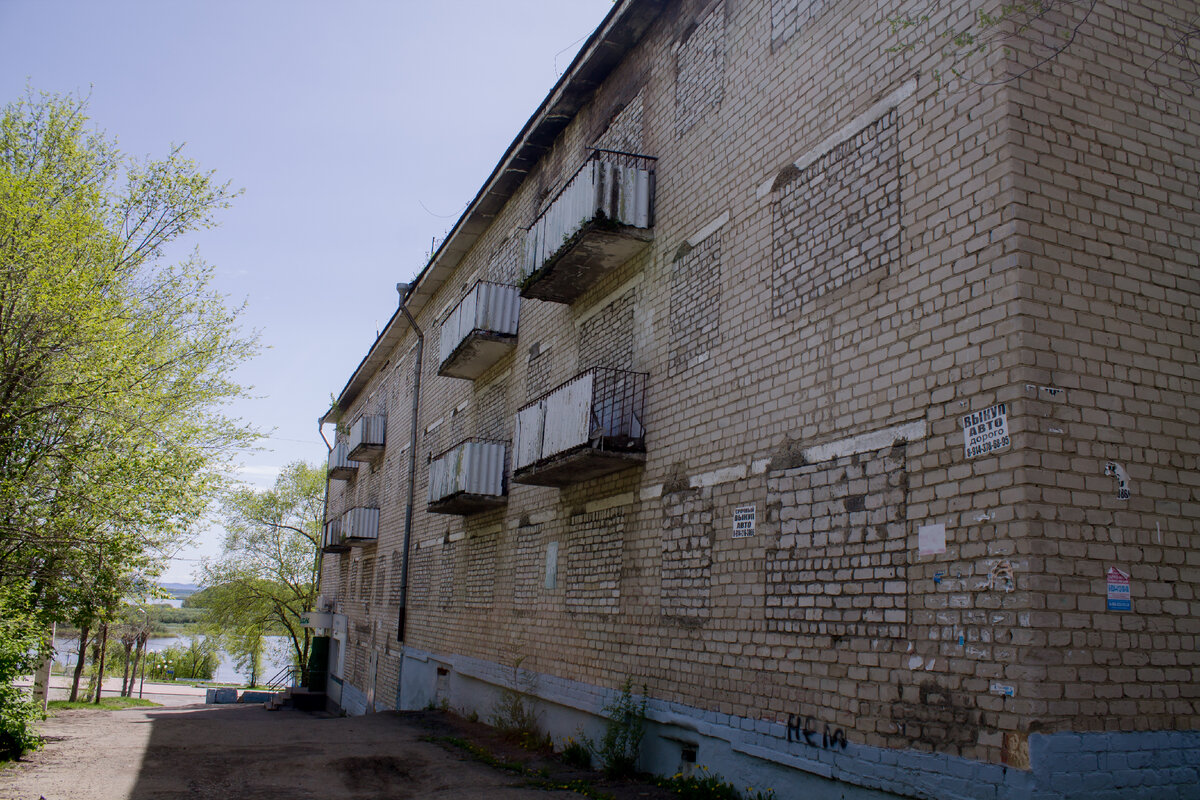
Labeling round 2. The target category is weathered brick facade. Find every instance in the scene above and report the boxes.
[318,1,1199,797]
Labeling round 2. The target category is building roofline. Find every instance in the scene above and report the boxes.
[327,0,666,418]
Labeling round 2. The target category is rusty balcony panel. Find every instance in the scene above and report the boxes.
[327,441,357,481]
[521,150,655,305]
[343,506,379,546]
[322,517,349,553]
[427,438,509,516]
[347,414,386,463]
[438,282,521,380]
[512,367,647,488]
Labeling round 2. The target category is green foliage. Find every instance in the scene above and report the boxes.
[143,637,218,681]
[199,462,324,678]
[0,89,257,634]
[48,697,159,711]
[489,649,540,738]
[560,735,592,769]
[0,585,45,760]
[585,679,648,779]
[655,768,776,800]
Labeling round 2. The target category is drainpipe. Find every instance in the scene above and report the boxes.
[394,282,423,644]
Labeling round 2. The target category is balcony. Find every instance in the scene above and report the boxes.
[347,415,386,463]
[343,506,379,546]
[438,282,521,380]
[521,150,655,304]
[512,367,647,487]
[322,518,348,554]
[327,441,357,481]
[427,439,508,515]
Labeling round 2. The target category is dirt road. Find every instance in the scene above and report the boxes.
[1,704,649,800]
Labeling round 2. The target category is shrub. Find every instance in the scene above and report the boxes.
[586,679,647,778]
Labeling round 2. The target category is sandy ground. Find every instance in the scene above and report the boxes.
[0,704,672,800]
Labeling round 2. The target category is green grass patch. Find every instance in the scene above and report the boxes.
[48,697,161,711]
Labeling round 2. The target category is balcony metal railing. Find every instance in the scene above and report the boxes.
[427,438,508,514]
[520,149,655,302]
[514,367,647,476]
[327,441,357,480]
[342,506,379,545]
[347,415,386,462]
[438,282,521,380]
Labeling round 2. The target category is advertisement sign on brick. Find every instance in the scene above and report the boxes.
[1106,567,1131,612]
[962,403,1011,459]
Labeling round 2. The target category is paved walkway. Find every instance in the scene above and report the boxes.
[15,674,210,707]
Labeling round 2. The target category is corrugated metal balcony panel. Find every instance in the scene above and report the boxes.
[322,518,349,553]
[343,506,379,545]
[521,154,656,305]
[511,368,647,487]
[327,442,357,480]
[347,415,386,462]
[427,439,508,516]
[514,402,546,472]
[437,282,521,380]
[541,371,593,457]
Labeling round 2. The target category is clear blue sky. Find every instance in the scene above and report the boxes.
[0,0,616,583]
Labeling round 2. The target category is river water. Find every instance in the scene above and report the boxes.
[52,634,294,686]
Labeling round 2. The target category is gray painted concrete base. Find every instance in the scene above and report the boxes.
[343,647,1200,800]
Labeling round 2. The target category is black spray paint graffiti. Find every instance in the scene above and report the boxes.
[786,713,848,749]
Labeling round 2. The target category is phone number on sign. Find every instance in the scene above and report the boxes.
[966,435,1010,458]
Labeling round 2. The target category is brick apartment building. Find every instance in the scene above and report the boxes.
[315,1,1199,797]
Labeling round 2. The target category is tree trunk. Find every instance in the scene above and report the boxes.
[69,624,90,702]
[127,634,146,697]
[32,622,55,713]
[120,642,133,696]
[93,622,109,704]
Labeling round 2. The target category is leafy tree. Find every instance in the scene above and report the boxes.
[199,462,324,681]
[0,584,45,760]
[0,90,257,753]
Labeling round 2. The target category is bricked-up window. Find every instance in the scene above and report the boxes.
[675,1,726,138]
[661,492,713,622]
[594,92,645,154]
[771,110,900,318]
[338,559,350,601]
[374,560,387,605]
[475,382,508,440]
[566,508,625,614]
[436,540,455,611]
[512,525,542,609]
[765,445,908,638]
[464,528,498,609]
[578,288,636,372]
[770,0,831,50]
[669,232,721,375]
[389,552,403,605]
[360,556,374,601]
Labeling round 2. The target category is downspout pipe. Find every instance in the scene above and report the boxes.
[394,282,423,644]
